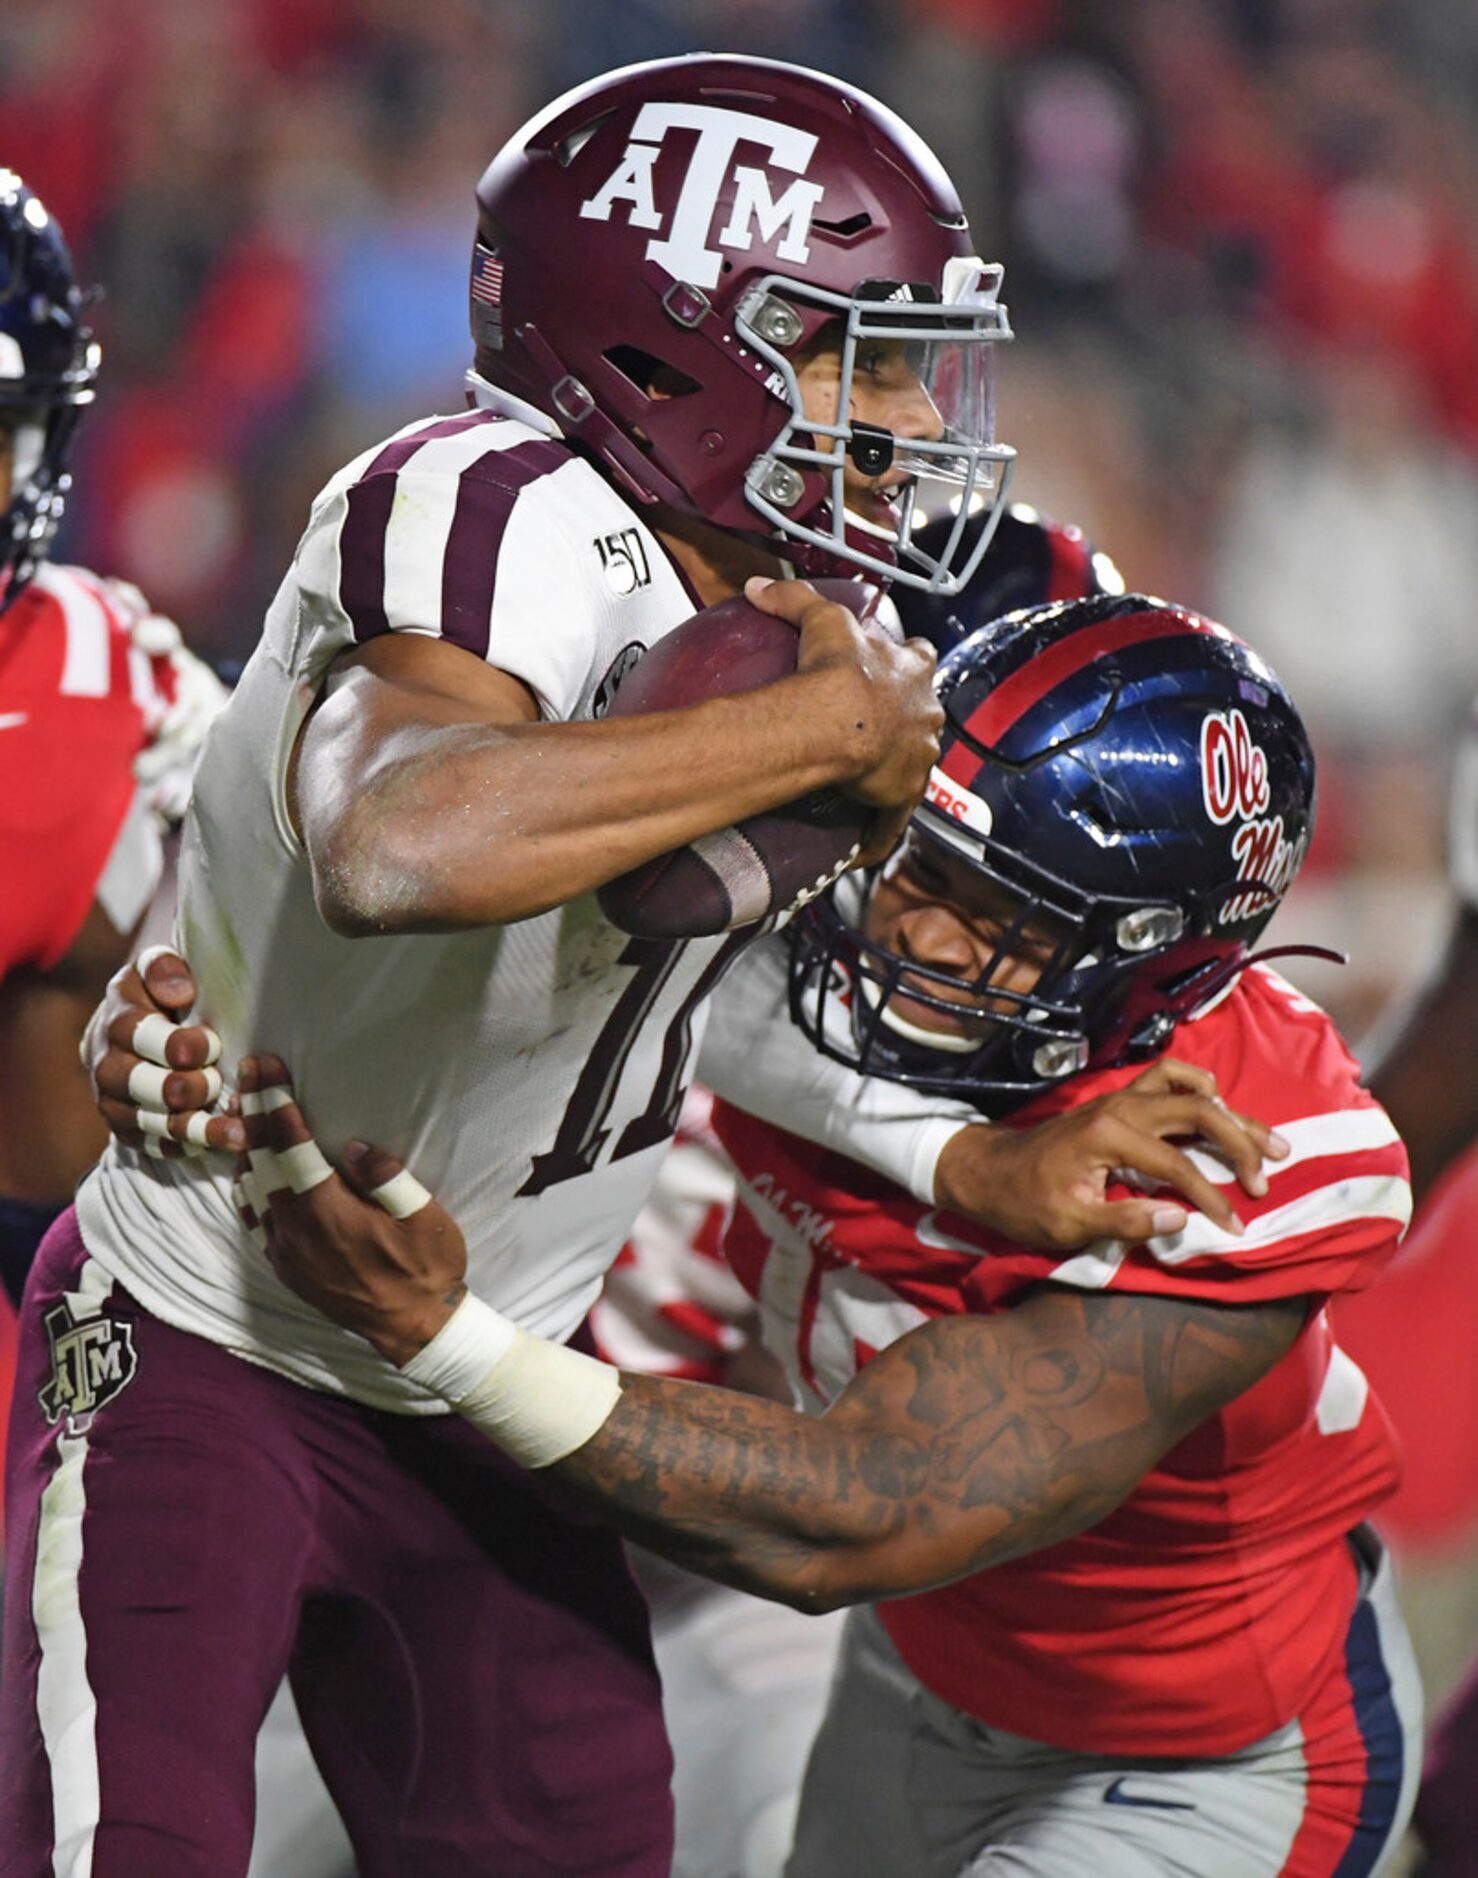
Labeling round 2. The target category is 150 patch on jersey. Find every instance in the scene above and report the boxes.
[38,1294,138,1430]
[1200,707,1305,924]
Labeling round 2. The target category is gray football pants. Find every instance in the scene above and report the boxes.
[786,1542,1421,1877]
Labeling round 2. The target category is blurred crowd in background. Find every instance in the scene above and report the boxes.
[5,0,1476,1030]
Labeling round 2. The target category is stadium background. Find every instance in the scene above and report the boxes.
[5,0,1478,1802]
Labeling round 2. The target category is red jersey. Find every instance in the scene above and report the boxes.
[0,564,171,978]
[712,966,1410,1756]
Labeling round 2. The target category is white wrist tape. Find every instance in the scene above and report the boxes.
[401,1294,622,1469]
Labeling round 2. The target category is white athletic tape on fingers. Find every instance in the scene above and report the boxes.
[143,1137,167,1160]
[276,1140,334,1195]
[127,1062,171,1110]
[199,1028,222,1069]
[136,944,180,977]
[401,1295,621,1469]
[182,1139,210,1160]
[132,1013,179,1068]
[371,1170,432,1220]
[138,1110,172,1139]
[199,1065,223,1105]
[185,1111,214,1149]
[240,1086,294,1118]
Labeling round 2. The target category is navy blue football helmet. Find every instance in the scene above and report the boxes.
[891,502,1123,656]
[789,593,1323,1114]
[0,171,99,612]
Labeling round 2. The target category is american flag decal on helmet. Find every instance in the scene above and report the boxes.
[470,242,505,349]
[471,243,504,306]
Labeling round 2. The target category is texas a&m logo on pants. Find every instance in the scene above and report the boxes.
[38,1293,138,1429]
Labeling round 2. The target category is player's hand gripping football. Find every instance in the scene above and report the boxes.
[747,575,942,865]
[933,1057,1290,1248]
[83,947,247,1156]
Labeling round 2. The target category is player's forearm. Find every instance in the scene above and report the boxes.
[395,1294,1130,1613]
[414,1288,1300,1612]
[699,935,975,1204]
[302,671,880,935]
[546,1366,1118,1613]
[1363,908,1478,1201]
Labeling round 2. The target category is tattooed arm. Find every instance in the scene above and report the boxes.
[545,1286,1306,1613]
[229,1057,1306,1614]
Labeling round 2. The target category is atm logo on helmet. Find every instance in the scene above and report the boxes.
[578,103,826,292]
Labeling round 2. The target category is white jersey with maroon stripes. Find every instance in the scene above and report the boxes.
[589,1086,752,1384]
[0,562,173,978]
[713,964,1412,1757]
[75,407,770,1410]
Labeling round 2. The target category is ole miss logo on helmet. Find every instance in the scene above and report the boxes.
[578,102,826,290]
[1200,706,1305,925]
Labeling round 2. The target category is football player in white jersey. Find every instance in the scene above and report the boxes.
[223,596,1421,1877]
[5,58,1283,1877]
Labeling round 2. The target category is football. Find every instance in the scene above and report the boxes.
[597,581,881,939]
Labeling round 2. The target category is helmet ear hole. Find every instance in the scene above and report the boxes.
[603,346,701,401]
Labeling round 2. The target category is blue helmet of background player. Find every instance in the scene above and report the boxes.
[789,592,1322,1114]
[891,502,1124,656]
[0,171,99,612]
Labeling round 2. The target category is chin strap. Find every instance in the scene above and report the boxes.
[1241,941,1349,973]
[1121,941,1349,1061]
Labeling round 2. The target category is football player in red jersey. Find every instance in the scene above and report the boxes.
[588,504,1129,1878]
[0,171,227,1306]
[222,597,1420,1876]
[3,60,1286,1878]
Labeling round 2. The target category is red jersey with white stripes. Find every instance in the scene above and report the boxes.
[0,563,172,978]
[713,965,1410,1755]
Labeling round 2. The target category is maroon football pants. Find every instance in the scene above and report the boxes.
[0,1211,673,1877]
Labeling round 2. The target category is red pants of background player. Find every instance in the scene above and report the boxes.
[0,1211,673,1878]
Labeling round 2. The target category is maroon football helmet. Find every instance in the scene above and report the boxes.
[470,54,1015,592]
